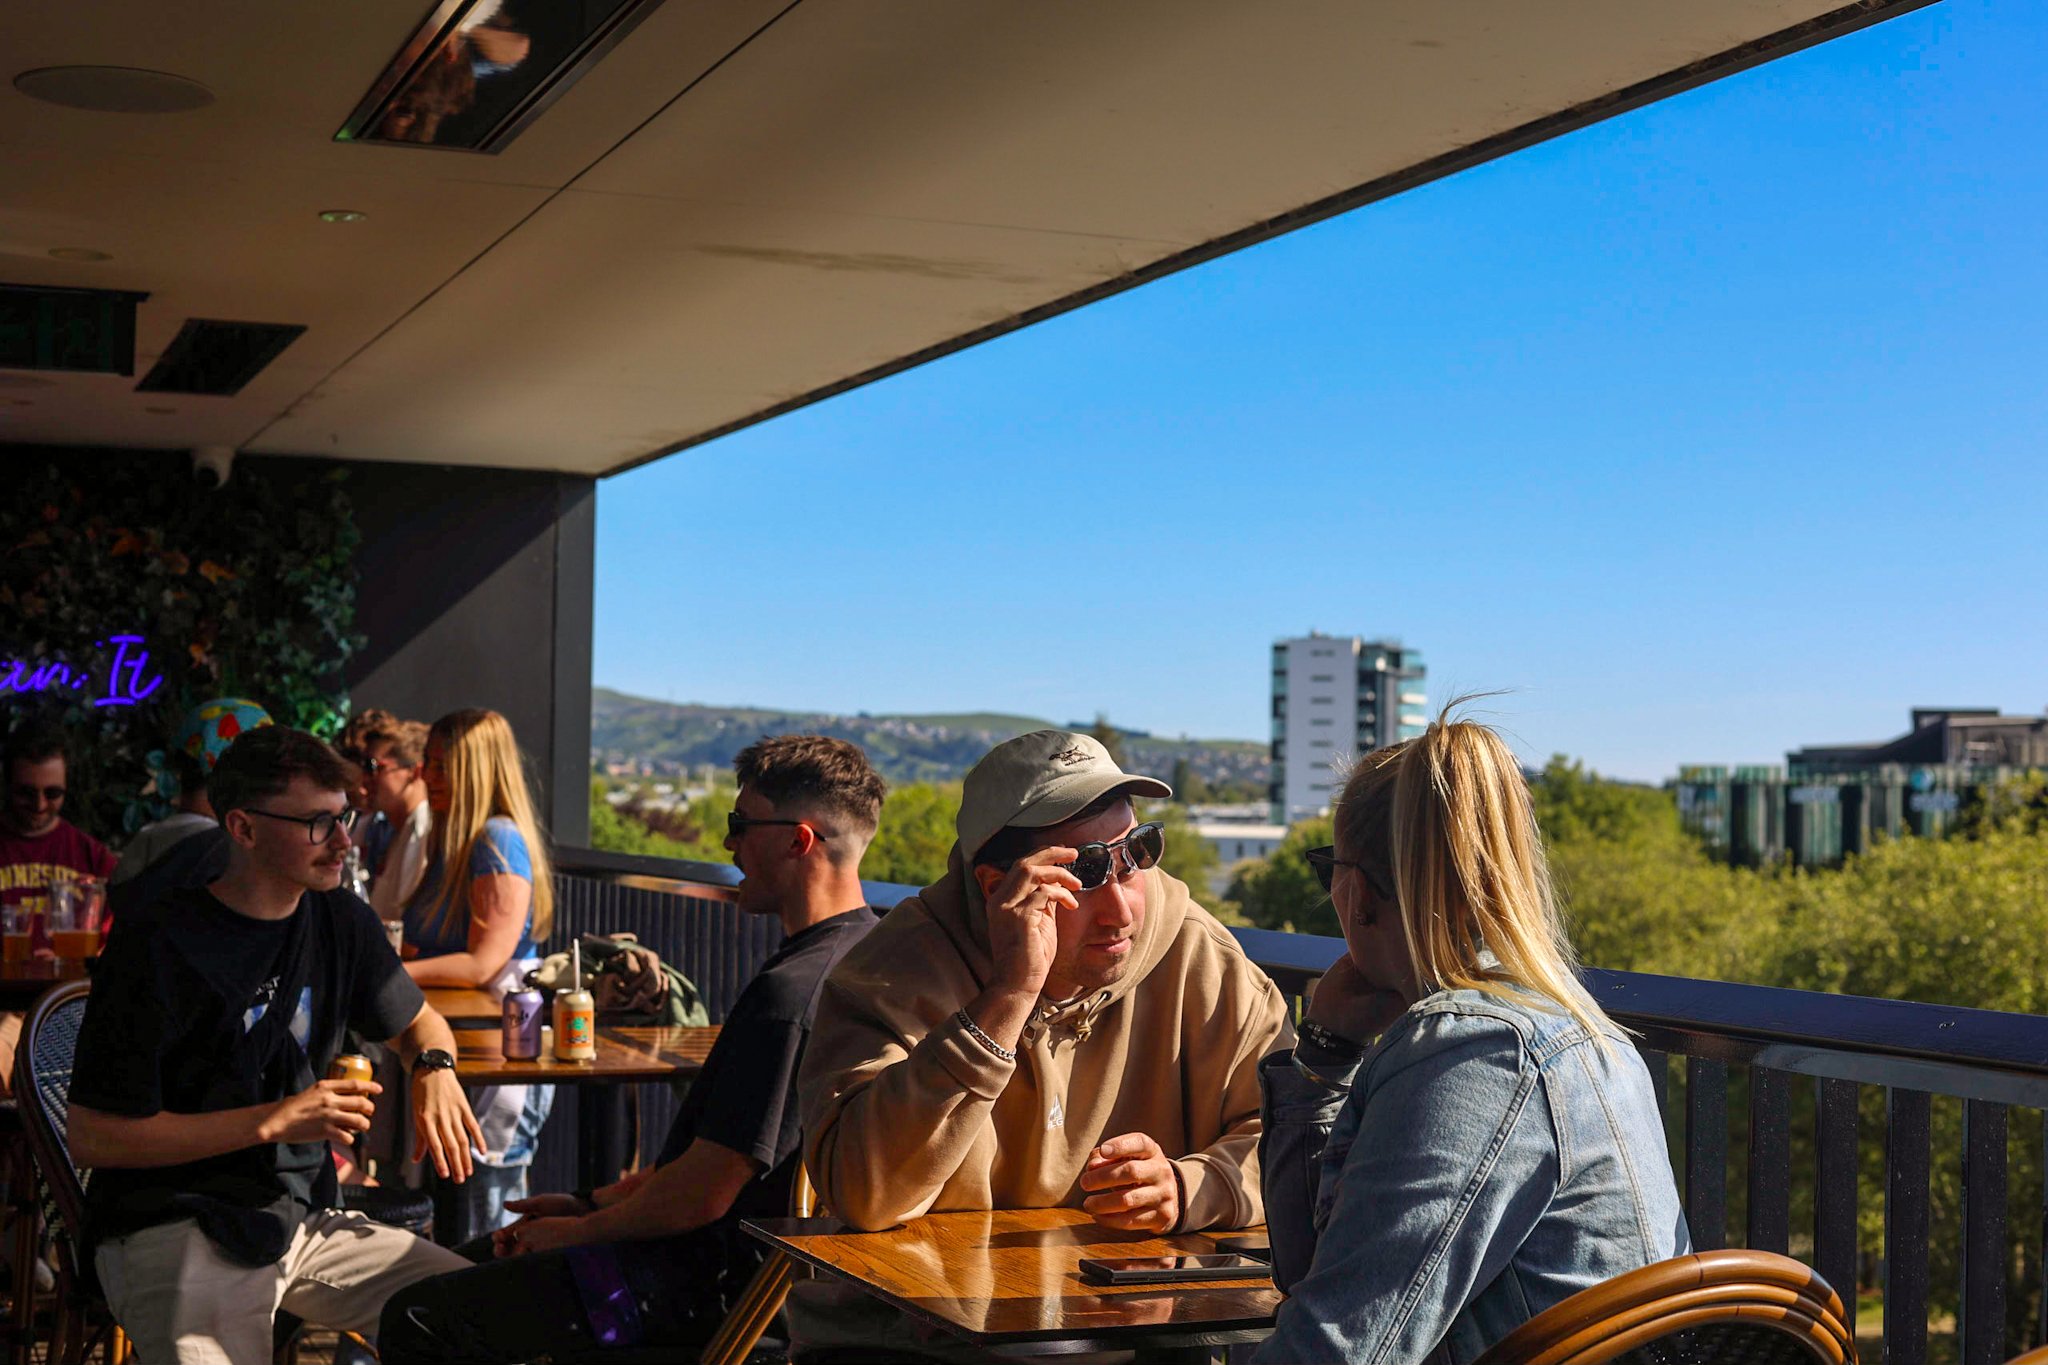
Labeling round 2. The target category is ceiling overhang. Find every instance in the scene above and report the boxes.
[0,0,1934,477]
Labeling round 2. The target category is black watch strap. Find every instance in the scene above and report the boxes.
[411,1047,456,1075]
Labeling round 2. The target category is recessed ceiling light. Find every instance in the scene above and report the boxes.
[48,247,113,263]
[14,66,214,114]
[319,209,368,224]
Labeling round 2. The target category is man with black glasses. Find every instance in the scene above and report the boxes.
[68,726,484,1365]
[793,730,1292,1357]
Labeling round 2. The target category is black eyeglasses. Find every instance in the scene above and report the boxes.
[245,807,359,844]
[10,786,64,804]
[1060,821,1165,891]
[726,812,830,841]
[1303,845,1392,899]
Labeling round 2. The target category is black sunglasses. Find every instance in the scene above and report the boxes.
[10,786,65,803]
[246,807,360,845]
[1303,845,1393,900]
[1059,821,1166,891]
[726,812,830,841]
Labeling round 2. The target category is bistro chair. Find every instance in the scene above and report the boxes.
[14,980,125,1365]
[699,1162,818,1365]
[1472,1249,1853,1365]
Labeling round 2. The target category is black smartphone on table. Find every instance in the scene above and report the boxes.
[1078,1253,1270,1286]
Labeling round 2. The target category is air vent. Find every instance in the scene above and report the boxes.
[0,284,148,375]
[336,0,672,153]
[135,319,305,396]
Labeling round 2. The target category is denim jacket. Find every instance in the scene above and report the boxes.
[1252,981,1689,1365]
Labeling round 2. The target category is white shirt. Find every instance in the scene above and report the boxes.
[369,800,432,921]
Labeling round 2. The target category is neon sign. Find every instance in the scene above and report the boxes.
[0,635,167,709]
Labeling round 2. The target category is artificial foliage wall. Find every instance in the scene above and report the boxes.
[0,450,363,840]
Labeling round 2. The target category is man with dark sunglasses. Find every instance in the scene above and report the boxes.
[0,722,117,919]
[69,725,483,1364]
[794,729,1292,1358]
[379,734,884,1363]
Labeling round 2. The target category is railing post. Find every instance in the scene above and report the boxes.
[1960,1099,2008,1365]
[1886,1087,1932,1365]
[1746,1066,1791,1254]
[1814,1078,1859,1335]
[1686,1058,1728,1251]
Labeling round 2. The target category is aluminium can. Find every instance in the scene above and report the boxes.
[502,988,545,1060]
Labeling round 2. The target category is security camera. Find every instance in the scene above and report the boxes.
[191,446,235,489]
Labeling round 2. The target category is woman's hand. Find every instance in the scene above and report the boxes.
[1305,954,1408,1046]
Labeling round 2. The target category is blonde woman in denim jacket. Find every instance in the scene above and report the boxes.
[1253,715,1689,1365]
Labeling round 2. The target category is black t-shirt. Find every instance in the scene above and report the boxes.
[71,884,425,1266]
[630,906,878,1305]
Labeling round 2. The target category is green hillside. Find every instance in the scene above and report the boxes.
[591,688,1268,790]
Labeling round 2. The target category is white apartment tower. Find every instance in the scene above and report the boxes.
[1270,633,1428,824]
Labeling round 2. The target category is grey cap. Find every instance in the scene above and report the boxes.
[957,729,1172,864]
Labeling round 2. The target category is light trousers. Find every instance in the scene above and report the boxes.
[95,1209,469,1365]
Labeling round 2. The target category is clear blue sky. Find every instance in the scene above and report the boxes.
[595,0,2047,783]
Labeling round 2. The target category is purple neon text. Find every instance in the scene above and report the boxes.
[1,635,166,709]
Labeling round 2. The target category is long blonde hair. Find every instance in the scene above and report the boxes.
[423,708,554,945]
[1334,706,1615,1044]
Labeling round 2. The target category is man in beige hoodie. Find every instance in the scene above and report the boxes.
[796,729,1292,1354]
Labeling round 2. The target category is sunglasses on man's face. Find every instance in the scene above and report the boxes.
[726,812,829,841]
[1059,821,1166,891]
[10,786,64,804]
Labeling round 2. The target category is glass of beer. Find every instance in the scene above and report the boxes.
[1,902,31,967]
[48,879,103,965]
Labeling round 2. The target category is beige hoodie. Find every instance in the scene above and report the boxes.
[799,847,1292,1234]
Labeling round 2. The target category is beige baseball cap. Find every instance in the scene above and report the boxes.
[957,729,1172,864]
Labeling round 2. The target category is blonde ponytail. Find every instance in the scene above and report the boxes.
[1336,703,1617,1045]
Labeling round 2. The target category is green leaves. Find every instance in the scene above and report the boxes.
[0,455,363,836]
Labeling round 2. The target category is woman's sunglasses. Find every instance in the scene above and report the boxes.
[1303,846,1394,900]
[1060,821,1166,891]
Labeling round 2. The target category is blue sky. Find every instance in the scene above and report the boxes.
[595,0,2047,783]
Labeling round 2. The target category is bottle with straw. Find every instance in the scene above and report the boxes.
[552,939,596,1062]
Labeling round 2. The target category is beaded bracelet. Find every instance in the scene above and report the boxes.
[955,1009,1017,1063]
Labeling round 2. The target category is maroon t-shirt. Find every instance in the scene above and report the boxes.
[0,819,118,909]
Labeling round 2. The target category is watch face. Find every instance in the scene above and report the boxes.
[416,1048,456,1071]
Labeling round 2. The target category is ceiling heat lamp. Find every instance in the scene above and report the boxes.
[335,0,671,153]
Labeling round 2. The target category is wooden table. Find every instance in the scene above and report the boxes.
[0,959,89,1011]
[422,987,501,1028]
[451,1025,719,1192]
[745,1207,1279,1359]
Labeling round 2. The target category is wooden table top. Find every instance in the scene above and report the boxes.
[452,1024,719,1084]
[422,987,501,1025]
[745,1207,1279,1350]
[0,959,89,1008]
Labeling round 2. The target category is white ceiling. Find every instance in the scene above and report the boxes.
[0,0,1928,477]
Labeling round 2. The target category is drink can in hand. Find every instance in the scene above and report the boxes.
[328,1053,373,1085]
[502,988,544,1060]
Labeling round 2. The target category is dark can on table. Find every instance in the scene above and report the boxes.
[502,988,544,1060]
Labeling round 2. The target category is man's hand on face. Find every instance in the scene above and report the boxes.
[985,848,1080,1001]
[1079,1132,1179,1233]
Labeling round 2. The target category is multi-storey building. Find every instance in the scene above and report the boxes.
[1269,633,1427,824]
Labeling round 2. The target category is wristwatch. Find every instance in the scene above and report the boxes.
[411,1048,456,1077]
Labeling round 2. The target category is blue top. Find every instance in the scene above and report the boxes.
[403,816,538,964]
[1251,979,1689,1365]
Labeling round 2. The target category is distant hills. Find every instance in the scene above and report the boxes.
[591,688,1270,790]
